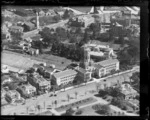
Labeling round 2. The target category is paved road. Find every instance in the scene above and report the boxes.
[22,20,68,39]
[1,68,137,115]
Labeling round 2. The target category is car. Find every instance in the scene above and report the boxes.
[54,94,57,97]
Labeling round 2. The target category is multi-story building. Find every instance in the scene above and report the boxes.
[16,83,36,98]
[52,69,77,86]
[66,63,92,82]
[5,90,21,103]
[76,67,92,82]
[27,73,51,94]
[94,58,119,77]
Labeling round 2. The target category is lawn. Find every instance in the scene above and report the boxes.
[79,103,126,116]
[78,105,100,116]
[55,97,97,112]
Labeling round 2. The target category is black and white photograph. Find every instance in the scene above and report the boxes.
[1,5,141,116]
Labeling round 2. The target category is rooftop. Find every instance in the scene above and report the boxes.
[96,59,119,67]
[94,64,103,69]
[10,26,23,30]
[24,22,35,28]
[44,66,55,73]
[6,90,19,96]
[77,67,87,74]
[21,83,36,90]
[121,83,138,95]
[53,69,77,78]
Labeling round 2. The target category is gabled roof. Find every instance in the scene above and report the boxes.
[24,22,35,28]
[53,69,77,78]
[32,64,41,69]
[70,7,92,13]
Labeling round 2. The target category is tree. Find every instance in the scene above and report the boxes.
[53,15,61,22]
[74,91,78,99]
[96,104,111,115]
[108,87,122,97]
[111,97,127,110]
[54,100,57,107]
[98,89,109,97]
[65,107,75,115]
[26,106,29,114]
[67,94,70,102]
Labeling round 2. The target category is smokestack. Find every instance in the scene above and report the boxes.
[36,12,40,29]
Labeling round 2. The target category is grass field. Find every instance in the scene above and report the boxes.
[55,97,97,112]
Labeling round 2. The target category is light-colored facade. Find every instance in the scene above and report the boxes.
[5,90,21,103]
[120,83,138,100]
[94,59,119,77]
[52,69,77,86]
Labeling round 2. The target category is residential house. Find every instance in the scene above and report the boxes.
[120,83,139,100]
[45,9,56,16]
[52,69,77,86]
[13,9,36,17]
[1,75,12,85]
[23,22,35,32]
[27,73,51,94]
[39,10,46,16]
[2,65,9,73]
[94,58,119,77]
[9,26,24,33]
[5,90,21,103]
[16,83,36,98]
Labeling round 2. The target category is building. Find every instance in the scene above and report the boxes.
[9,26,24,33]
[43,66,56,79]
[5,90,21,103]
[1,75,12,85]
[16,83,36,98]
[120,83,139,100]
[76,67,92,82]
[23,22,35,32]
[82,42,117,65]
[52,69,77,86]
[66,63,92,82]
[94,58,119,77]
[1,65,9,73]
[39,10,45,16]
[1,89,8,106]
[27,73,51,94]
[45,9,56,16]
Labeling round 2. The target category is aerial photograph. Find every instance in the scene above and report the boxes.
[1,6,140,116]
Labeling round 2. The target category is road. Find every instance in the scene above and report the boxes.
[1,68,138,115]
[22,19,68,39]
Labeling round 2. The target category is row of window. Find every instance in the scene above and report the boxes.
[105,65,117,70]
[60,75,76,81]
[104,63,117,68]
[61,74,76,79]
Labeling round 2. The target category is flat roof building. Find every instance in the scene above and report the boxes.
[52,69,77,86]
